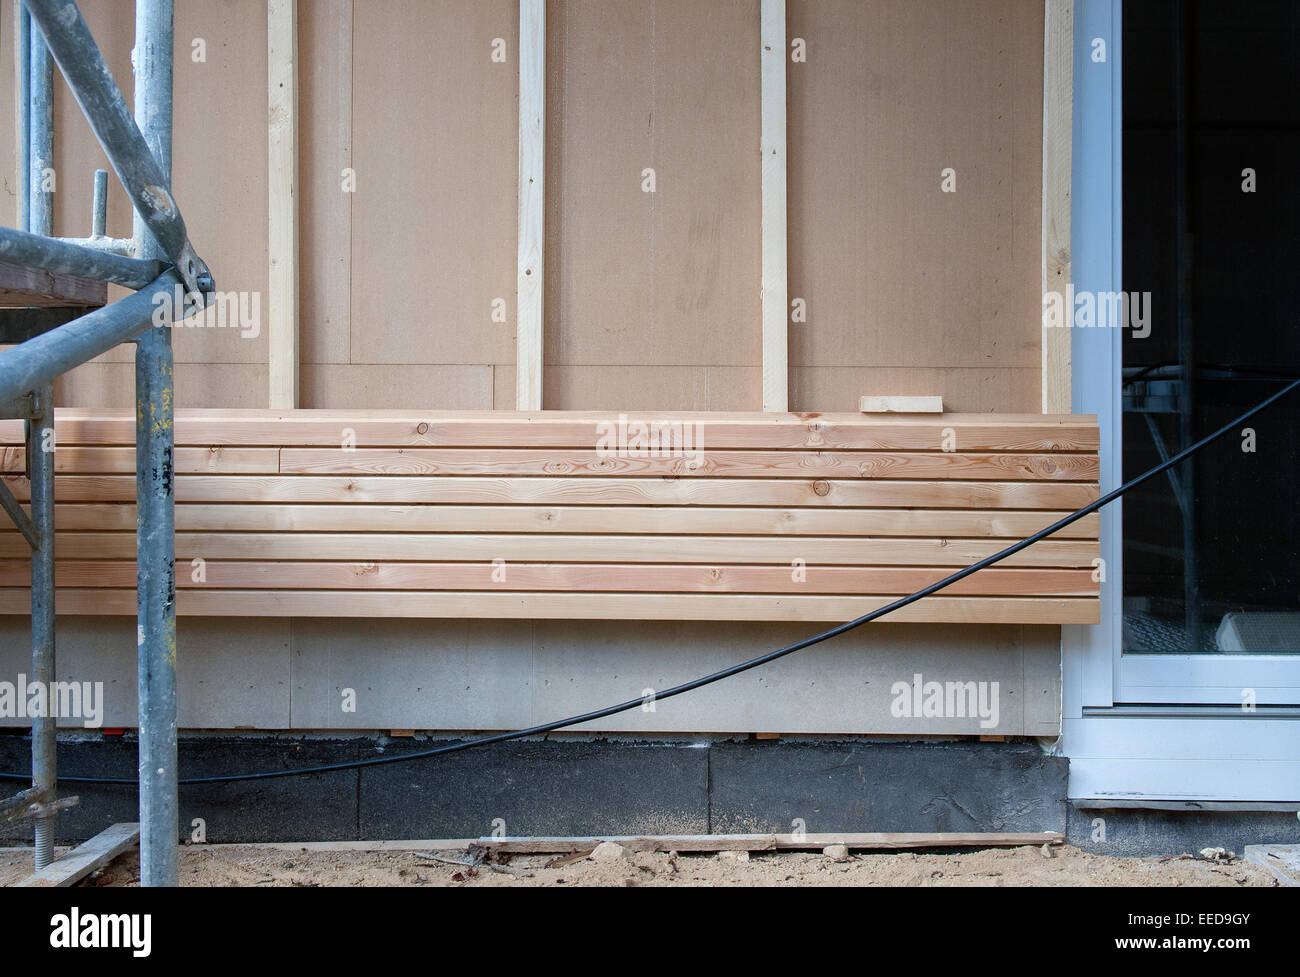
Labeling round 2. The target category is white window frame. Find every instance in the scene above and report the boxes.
[1061,0,1300,803]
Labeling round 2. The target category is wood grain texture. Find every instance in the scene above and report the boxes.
[15,823,138,888]
[1041,0,1073,413]
[0,474,1100,508]
[0,560,1096,596]
[0,589,1100,623]
[0,408,1100,621]
[0,532,1096,566]
[761,0,788,411]
[859,396,943,413]
[1,446,280,474]
[277,447,1099,480]
[0,408,1100,451]
[268,0,300,408]
[0,259,107,308]
[517,0,545,409]
[37,504,1101,538]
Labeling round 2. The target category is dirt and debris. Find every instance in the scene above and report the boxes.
[0,843,1281,887]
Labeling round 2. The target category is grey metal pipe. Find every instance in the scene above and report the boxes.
[91,169,107,238]
[23,0,210,297]
[27,8,52,238]
[0,268,184,405]
[24,0,56,874]
[0,226,165,290]
[27,383,55,871]
[133,0,179,889]
[15,1,30,231]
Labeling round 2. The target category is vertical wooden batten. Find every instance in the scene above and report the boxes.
[760,0,788,412]
[268,0,300,409]
[1041,0,1074,413]
[516,0,545,410]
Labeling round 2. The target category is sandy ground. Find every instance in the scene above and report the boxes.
[0,842,1281,887]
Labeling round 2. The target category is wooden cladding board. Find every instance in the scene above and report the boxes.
[0,410,1100,623]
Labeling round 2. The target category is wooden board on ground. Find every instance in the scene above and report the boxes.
[15,822,139,887]
[479,832,1065,853]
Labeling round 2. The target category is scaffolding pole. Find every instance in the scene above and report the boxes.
[27,8,51,238]
[27,383,55,871]
[14,1,30,232]
[24,2,55,872]
[0,225,165,288]
[3,0,205,886]
[132,0,180,889]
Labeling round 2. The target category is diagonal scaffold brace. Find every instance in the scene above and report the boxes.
[22,0,212,298]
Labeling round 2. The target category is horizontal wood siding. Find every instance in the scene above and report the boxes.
[0,409,1100,623]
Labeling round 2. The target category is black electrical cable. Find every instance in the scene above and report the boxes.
[4,376,1299,787]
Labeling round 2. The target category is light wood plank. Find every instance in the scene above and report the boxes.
[0,446,280,474]
[480,831,1063,853]
[0,588,1101,623]
[32,504,1102,538]
[0,258,107,308]
[15,822,138,888]
[278,447,1098,480]
[1041,0,1073,413]
[0,532,1098,566]
[0,475,1101,509]
[0,410,1101,451]
[761,0,788,412]
[268,0,300,408]
[516,0,545,409]
[1,560,1097,596]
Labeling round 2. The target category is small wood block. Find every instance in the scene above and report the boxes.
[979,735,1007,742]
[389,729,415,738]
[754,732,781,740]
[859,396,943,413]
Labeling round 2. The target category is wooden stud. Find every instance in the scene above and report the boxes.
[516,0,546,410]
[268,0,300,409]
[760,0,788,412]
[1041,0,1074,413]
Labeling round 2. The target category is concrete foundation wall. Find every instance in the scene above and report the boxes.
[0,616,1060,736]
